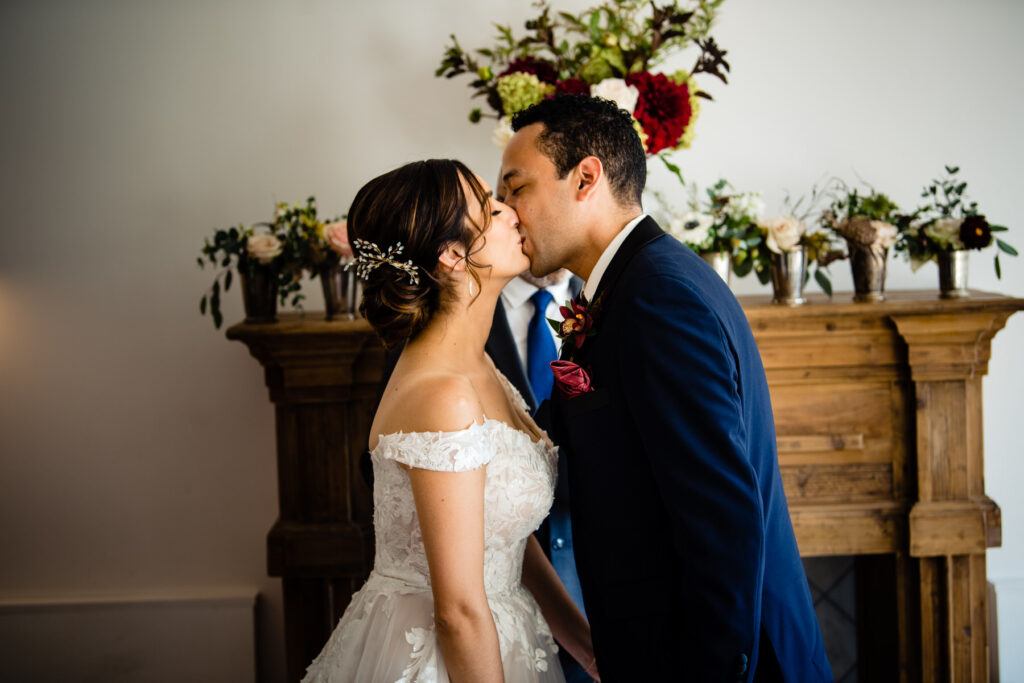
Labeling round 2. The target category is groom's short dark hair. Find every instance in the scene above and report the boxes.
[511,95,646,207]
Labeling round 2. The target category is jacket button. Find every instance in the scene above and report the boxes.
[734,653,748,679]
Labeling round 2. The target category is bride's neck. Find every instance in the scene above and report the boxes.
[407,284,501,363]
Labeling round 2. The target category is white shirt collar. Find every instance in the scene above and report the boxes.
[500,273,574,311]
[583,213,647,301]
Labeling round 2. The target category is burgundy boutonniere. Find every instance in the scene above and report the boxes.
[550,360,595,398]
[547,292,602,360]
[547,293,602,398]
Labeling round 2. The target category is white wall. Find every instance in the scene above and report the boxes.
[0,0,1020,680]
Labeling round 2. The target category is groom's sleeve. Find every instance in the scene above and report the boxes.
[618,273,763,679]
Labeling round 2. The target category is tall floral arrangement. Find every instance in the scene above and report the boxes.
[436,0,729,158]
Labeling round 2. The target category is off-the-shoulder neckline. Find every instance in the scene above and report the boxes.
[370,416,551,454]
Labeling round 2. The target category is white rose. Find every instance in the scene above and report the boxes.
[590,78,640,114]
[761,215,805,253]
[323,220,352,257]
[670,212,714,248]
[923,218,964,250]
[871,220,899,249]
[246,234,283,265]
[492,116,514,149]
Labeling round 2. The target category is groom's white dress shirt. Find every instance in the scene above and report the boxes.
[582,213,648,301]
[500,275,573,366]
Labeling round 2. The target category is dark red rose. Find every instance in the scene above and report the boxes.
[499,57,559,84]
[550,360,594,398]
[960,215,992,250]
[555,78,590,96]
[625,72,692,155]
[558,299,594,349]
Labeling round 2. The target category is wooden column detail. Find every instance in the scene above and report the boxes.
[891,308,1016,682]
[228,314,385,683]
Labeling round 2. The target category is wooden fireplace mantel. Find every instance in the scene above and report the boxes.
[228,289,1023,683]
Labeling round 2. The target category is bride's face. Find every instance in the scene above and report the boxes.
[461,172,530,284]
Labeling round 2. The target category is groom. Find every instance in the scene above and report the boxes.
[500,95,832,682]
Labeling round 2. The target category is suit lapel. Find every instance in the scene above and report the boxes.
[486,299,538,412]
[590,216,665,305]
[558,217,665,364]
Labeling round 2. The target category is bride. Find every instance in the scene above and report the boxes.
[302,159,598,683]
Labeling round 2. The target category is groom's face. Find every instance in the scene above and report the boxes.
[500,123,578,278]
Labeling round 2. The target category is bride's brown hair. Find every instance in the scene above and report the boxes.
[348,159,492,348]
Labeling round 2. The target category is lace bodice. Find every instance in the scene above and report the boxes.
[371,411,557,594]
[302,371,564,683]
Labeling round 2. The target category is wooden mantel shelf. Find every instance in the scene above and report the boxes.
[229,290,1024,683]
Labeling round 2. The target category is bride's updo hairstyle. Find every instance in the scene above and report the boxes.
[348,159,492,349]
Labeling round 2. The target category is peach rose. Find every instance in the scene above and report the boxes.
[761,215,805,254]
[246,234,283,265]
[323,220,352,257]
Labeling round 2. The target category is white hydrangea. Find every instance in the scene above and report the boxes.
[724,191,765,223]
[923,217,964,250]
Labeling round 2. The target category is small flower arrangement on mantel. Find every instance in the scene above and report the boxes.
[436,0,730,159]
[272,198,358,320]
[197,197,358,329]
[754,213,839,304]
[894,165,1017,298]
[665,179,763,284]
[197,222,304,329]
[821,182,902,303]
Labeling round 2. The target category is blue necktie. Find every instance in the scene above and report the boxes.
[527,289,557,403]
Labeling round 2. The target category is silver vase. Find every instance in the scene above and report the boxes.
[320,258,359,320]
[847,241,888,303]
[937,250,969,299]
[770,247,808,306]
[701,251,732,286]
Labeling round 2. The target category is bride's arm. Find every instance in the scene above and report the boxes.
[410,464,504,683]
[521,535,600,680]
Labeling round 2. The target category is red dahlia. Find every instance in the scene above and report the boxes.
[555,78,590,96]
[625,72,692,155]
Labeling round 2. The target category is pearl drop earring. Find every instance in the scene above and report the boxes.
[468,278,474,296]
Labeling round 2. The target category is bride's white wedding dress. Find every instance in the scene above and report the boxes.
[302,372,565,683]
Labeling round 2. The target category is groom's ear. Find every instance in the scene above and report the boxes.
[437,242,467,273]
[574,156,603,202]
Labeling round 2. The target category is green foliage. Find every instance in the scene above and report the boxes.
[436,0,728,121]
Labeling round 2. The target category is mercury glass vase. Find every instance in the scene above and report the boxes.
[240,266,278,324]
[701,251,732,286]
[937,250,969,299]
[770,247,808,306]
[847,241,888,303]
[320,258,359,320]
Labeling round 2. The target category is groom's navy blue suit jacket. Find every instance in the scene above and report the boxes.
[541,217,831,683]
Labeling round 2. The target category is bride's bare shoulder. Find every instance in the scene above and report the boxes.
[372,370,484,440]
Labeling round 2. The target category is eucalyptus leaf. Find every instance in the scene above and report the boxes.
[997,239,1018,256]
[995,254,1002,279]
[659,155,685,186]
[224,269,233,292]
[814,269,833,297]
[200,296,207,315]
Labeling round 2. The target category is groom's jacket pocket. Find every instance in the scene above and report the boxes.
[561,387,611,418]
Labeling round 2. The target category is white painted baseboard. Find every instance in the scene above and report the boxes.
[0,590,258,683]
[990,576,1024,682]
